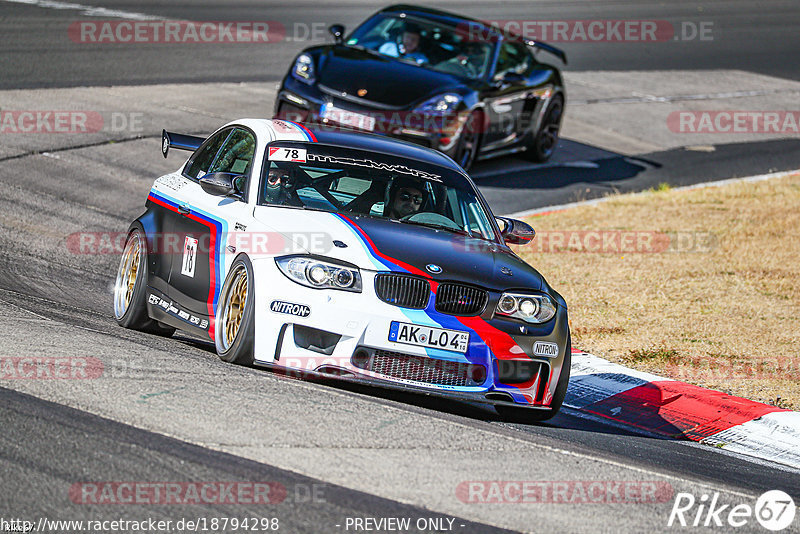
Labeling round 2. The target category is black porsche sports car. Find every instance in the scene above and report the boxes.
[274,4,567,171]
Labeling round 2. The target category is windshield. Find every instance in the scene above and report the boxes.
[259,144,496,240]
[345,14,494,80]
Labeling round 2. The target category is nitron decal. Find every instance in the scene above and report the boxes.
[270,300,311,317]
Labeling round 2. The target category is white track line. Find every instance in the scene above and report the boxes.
[2,0,162,20]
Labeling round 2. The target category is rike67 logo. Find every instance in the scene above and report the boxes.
[668,490,796,531]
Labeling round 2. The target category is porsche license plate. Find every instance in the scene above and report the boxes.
[320,103,376,131]
[388,321,469,353]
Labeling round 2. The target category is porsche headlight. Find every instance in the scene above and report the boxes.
[292,54,315,84]
[495,293,556,323]
[414,93,461,113]
[276,256,361,292]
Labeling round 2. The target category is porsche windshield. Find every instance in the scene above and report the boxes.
[345,14,494,80]
[259,146,496,240]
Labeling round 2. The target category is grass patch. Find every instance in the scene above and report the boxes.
[516,173,800,409]
[649,182,672,193]
[626,347,682,363]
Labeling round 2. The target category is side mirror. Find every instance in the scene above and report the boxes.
[496,216,535,245]
[329,24,345,44]
[199,172,243,197]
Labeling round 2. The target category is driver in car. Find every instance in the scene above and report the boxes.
[264,166,301,206]
[385,176,426,219]
[379,22,428,64]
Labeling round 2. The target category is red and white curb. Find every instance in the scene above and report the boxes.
[567,349,800,470]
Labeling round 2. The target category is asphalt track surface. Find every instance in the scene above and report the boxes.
[3,0,799,88]
[1,1,800,533]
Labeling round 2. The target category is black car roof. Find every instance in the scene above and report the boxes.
[304,126,466,175]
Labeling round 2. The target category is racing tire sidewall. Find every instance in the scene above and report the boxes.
[114,224,176,336]
[454,110,483,172]
[114,224,152,330]
[526,94,564,163]
[215,255,255,366]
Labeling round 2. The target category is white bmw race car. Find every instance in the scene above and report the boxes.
[114,118,571,420]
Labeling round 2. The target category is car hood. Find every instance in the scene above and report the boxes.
[252,208,543,291]
[315,46,463,109]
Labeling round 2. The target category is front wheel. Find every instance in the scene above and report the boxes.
[215,255,255,366]
[113,225,174,336]
[452,111,482,172]
[525,94,563,163]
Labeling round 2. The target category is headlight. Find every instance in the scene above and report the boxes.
[292,54,315,84]
[276,256,361,292]
[495,293,556,323]
[414,93,462,113]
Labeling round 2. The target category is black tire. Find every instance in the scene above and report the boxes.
[113,224,175,336]
[525,94,564,163]
[452,110,482,172]
[214,255,255,366]
[496,334,571,423]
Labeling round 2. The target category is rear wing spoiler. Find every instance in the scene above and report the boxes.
[161,129,205,158]
[523,39,567,65]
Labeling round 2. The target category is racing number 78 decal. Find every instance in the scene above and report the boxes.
[269,146,307,163]
[181,236,198,277]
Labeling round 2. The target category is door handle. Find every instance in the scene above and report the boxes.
[178,204,190,215]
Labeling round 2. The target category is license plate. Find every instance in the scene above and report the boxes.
[388,321,469,353]
[320,103,375,132]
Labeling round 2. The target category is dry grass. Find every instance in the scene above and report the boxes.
[514,173,800,409]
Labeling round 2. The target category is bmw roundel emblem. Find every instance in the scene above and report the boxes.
[426,264,442,274]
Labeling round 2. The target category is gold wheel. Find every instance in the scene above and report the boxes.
[220,264,249,351]
[114,231,142,319]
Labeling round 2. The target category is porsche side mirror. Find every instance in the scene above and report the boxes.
[497,216,535,245]
[329,24,345,44]
[199,172,242,197]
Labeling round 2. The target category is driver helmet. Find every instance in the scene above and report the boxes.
[265,166,295,204]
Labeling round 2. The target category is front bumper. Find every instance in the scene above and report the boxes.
[252,260,570,407]
[274,78,466,155]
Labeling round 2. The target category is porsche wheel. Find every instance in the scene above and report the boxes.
[113,225,174,336]
[215,255,255,366]
[453,111,482,172]
[525,94,563,163]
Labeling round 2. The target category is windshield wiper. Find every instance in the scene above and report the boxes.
[400,219,471,237]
